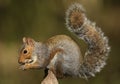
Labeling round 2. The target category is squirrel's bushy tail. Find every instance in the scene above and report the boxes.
[66,3,110,78]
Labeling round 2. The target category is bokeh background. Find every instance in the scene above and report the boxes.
[0,0,120,84]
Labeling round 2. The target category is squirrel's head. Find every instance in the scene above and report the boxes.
[18,37,49,69]
[18,37,35,65]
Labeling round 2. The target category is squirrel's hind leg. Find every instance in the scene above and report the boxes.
[47,50,65,79]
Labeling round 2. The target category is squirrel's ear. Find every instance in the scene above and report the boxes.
[23,37,27,43]
[27,38,35,46]
[22,37,35,46]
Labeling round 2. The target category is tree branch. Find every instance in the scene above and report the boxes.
[41,70,59,84]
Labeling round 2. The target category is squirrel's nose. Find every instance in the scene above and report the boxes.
[18,60,25,65]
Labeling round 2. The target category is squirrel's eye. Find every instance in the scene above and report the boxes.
[23,50,28,54]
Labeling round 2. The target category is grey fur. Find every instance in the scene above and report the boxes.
[32,42,50,68]
[66,3,110,78]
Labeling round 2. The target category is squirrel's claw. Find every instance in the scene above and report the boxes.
[19,65,26,70]
[19,64,30,70]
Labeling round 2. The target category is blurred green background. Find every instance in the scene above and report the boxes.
[0,0,120,84]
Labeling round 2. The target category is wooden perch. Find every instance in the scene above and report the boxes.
[41,70,59,84]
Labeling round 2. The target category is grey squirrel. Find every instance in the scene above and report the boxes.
[18,3,110,79]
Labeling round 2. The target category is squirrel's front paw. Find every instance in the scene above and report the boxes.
[19,64,31,70]
[19,65,26,70]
